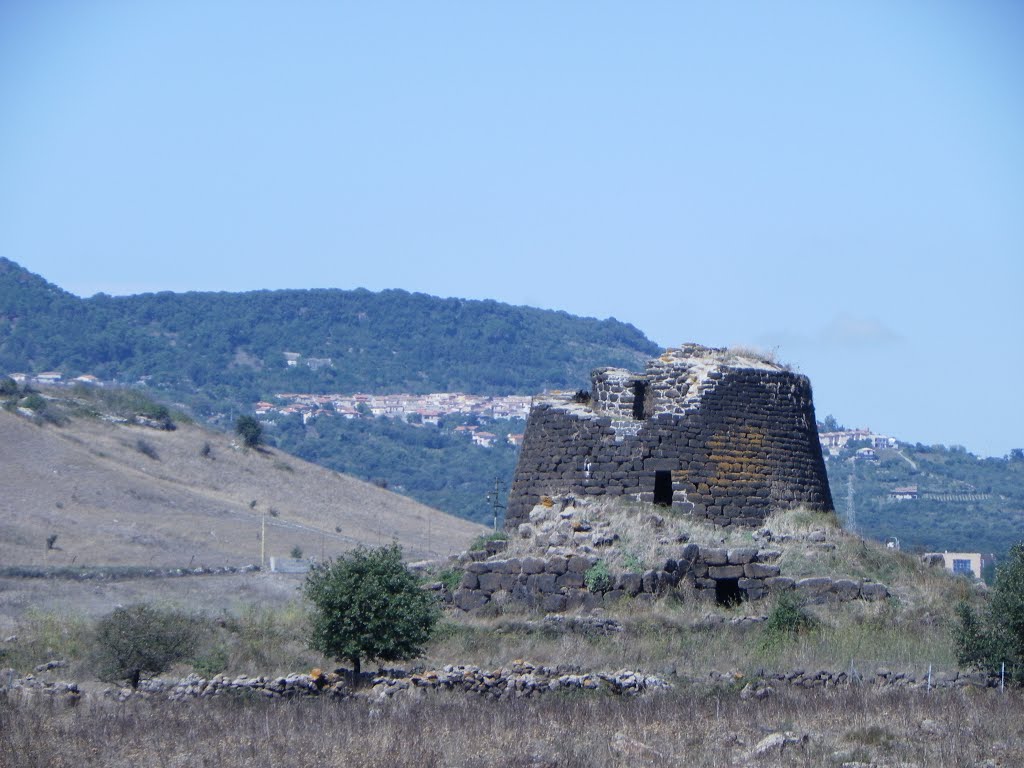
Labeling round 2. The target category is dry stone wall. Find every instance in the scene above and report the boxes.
[508,345,833,529]
[449,544,888,613]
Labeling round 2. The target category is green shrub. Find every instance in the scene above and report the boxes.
[20,393,47,412]
[438,568,462,592]
[760,592,818,652]
[0,377,18,396]
[584,560,613,592]
[92,605,199,688]
[192,644,230,678]
[955,541,1024,684]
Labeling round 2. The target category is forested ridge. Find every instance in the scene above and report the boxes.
[0,258,658,405]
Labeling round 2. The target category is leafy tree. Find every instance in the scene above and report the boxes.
[955,542,1024,684]
[92,605,198,688]
[235,415,262,448]
[0,377,18,396]
[819,414,846,432]
[303,543,438,678]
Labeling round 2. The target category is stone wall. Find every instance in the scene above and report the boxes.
[507,345,833,529]
[449,543,888,613]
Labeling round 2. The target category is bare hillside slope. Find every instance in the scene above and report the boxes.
[0,409,484,567]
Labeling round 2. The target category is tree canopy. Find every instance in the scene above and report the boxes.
[235,414,262,448]
[303,543,439,678]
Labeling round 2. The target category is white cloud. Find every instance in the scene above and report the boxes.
[819,313,903,347]
[757,313,903,352]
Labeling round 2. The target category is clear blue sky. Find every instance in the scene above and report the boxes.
[1,2,1021,456]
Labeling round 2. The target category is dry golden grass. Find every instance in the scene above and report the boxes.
[0,406,484,571]
[3,685,1022,767]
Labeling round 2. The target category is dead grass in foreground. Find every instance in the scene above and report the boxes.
[2,685,1023,767]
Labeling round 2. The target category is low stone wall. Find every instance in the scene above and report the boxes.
[451,543,888,613]
[370,662,669,699]
[0,564,261,581]
[718,666,992,695]
[3,663,997,709]
[0,664,671,703]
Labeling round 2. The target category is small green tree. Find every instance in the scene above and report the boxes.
[0,377,18,396]
[955,542,1024,684]
[235,415,262,448]
[303,543,438,678]
[93,605,198,688]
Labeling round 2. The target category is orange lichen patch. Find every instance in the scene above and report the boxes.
[541,496,554,507]
[706,426,772,490]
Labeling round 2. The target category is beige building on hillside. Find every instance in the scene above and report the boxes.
[928,551,983,580]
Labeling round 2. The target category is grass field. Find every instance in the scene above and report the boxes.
[3,684,1022,767]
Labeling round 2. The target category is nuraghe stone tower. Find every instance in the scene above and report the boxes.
[506,344,833,530]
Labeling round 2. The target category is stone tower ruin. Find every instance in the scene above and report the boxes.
[506,344,833,530]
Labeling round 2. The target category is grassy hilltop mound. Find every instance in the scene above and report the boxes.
[434,497,981,677]
[0,384,484,572]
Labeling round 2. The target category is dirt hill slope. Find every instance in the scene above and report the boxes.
[0,408,484,567]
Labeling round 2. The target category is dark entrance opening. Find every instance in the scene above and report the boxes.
[715,578,743,607]
[653,470,673,506]
[632,381,647,420]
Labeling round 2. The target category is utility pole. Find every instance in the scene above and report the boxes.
[846,470,857,535]
[486,477,506,533]
[260,512,266,569]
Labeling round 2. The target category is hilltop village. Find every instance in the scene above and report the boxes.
[0,370,909,457]
[255,392,531,448]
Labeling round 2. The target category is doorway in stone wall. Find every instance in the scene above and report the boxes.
[653,471,673,506]
[715,578,743,607]
[632,381,647,420]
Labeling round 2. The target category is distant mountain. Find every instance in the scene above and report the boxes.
[0,258,659,408]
